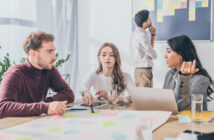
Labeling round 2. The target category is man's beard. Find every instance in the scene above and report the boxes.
[37,59,55,70]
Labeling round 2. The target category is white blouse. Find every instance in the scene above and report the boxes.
[79,71,135,102]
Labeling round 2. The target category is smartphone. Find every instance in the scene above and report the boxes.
[183,130,207,136]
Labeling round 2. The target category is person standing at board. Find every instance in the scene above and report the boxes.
[130,9,157,87]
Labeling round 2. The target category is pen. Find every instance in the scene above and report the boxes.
[90,104,94,113]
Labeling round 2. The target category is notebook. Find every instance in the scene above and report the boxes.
[179,110,214,123]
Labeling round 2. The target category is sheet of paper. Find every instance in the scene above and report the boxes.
[0,110,171,140]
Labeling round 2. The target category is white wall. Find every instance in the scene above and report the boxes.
[78,0,214,110]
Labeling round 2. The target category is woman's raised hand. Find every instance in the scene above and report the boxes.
[180,60,199,75]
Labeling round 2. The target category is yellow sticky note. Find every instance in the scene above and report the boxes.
[181,0,187,2]
[149,0,155,11]
[174,2,181,9]
[189,8,196,21]
[202,0,209,7]
[157,10,163,22]
[163,0,169,10]
[168,4,175,16]
[137,5,143,11]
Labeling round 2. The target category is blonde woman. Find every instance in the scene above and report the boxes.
[80,42,134,105]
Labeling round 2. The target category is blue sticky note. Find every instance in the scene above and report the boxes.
[157,0,163,10]
[164,137,178,140]
[64,129,81,135]
[196,1,202,8]
[190,1,196,8]
[111,132,128,140]
[67,119,81,124]
[178,116,191,123]
[169,0,180,2]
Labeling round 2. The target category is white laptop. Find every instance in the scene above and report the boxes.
[128,87,178,114]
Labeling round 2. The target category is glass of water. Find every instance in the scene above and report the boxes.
[108,89,118,110]
[135,118,152,140]
[191,94,203,123]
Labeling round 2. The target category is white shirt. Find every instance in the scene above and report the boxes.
[130,27,157,67]
[79,71,135,102]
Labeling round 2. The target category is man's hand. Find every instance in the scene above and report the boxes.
[48,101,67,115]
[149,26,156,36]
[181,60,199,75]
[82,91,94,105]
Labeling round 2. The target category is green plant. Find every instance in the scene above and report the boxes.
[0,46,12,81]
[55,53,70,68]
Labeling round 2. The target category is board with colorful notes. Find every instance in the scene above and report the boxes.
[0,110,171,140]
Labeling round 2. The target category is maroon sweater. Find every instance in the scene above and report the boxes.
[0,60,74,118]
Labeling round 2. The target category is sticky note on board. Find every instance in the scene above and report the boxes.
[121,114,136,119]
[15,137,33,140]
[81,132,99,138]
[88,112,100,115]
[112,132,128,140]
[177,115,191,123]
[48,127,64,132]
[102,121,116,127]
[101,112,117,117]
[202,0,209,7]
[0,134,15,140]
[63,112,77,118]
[64,129,82,135]
[189,8,196,21]
[181,2,187,8]
[51,115,64,120]
[196,1,202,7]
[157,10,163,22]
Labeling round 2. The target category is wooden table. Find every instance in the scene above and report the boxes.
[0,103,214,140]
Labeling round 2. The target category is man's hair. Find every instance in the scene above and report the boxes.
[135,10,149,27]
[23,31,54,54]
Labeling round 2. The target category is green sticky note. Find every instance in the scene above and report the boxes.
[15,137,33,140]
[63,113,77,118]
[176,115,189,117]
[48,127,64,132]
[88,112,100,115]
[102,121,116,127]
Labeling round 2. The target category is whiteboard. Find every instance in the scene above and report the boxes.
[132,0,213,41]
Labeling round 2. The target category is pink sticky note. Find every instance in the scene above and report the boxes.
[151,115,160,121]
[81,132,98,138]
[130,125,136,130]
[101,113,117,117]
[28,124,43,128]
[0,134,15,140]
[82,120,96,125]
[51,115,64,120]
[145,115,160,121]
[181,2,187,8]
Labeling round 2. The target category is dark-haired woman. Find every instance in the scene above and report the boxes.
[163,35,213,111]
[80,42,134,105]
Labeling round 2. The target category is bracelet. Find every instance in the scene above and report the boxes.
[151,34,156,36]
